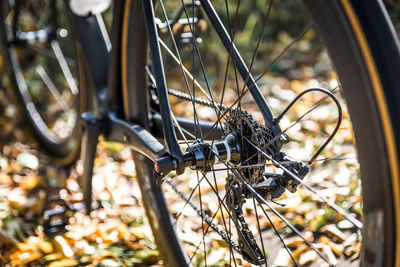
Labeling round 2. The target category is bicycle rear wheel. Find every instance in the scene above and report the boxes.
[0,0,86,165]
[123,0,400,266]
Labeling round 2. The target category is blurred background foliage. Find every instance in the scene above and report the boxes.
[158,0,322,72]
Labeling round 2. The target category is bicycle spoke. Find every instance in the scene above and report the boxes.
[208,151,331,265]
[173,174,207,222]
[195,172,264,266]
[186,182,235,261]
[50,40,78,95]
[252,197,268,267]
[191,0,199,140]
[168,177,258,264]
[167,153,266,265]
[25,43,75,65]
[220,0,241,126]
[35,65,69,112]
[159,0,203,139]
[238,0,274,98]
[257,200,298,267]
[3,0,79,142]
[196,171,208,266]
[255,198,326,266]
[171,111,193,144]
[179,0,222,116]
[202,0,274,140]
[159,37,235,140]
[159,39,212,102]
[209,165,239,265]
[255,23,312,83]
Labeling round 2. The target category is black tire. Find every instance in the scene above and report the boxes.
[123,0,400,266]
[121,1,190,265]
[0,0,87,165]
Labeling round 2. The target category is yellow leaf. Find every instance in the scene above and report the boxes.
[0,173,11,184]
[19,175,41,190]
[54,236,73,258]
[38,241,54,254]
[48,258,79,267]
[116,222,128,241]
[16,242,36,252]
[130,228,145,239]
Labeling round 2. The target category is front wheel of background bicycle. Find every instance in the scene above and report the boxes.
[0,0,89,166]
[122,0,400,266]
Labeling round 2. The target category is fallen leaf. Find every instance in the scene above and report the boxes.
[319,235,344,255]
[38,241,54,254]
[54,235,74,258]
[19,175,41,190]
[298,250,318,265]
[134,249,160,264]
[48,258,79,267]
[321,224,348,243]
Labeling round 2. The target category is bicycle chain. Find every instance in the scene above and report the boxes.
[168,88,230,110]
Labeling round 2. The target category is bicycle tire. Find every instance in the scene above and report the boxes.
[0,0,87,165]
[122,0,400,266]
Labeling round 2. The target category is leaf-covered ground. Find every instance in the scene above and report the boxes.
[0,89,161,265]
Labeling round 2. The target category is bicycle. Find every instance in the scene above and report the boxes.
[1,0,400,266]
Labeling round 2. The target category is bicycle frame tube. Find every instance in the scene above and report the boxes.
[142,0,185,173]
[69,8,110,107]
